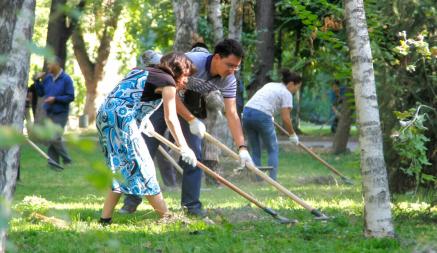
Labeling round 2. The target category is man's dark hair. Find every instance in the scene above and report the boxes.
[281,68,302,84]
[213,39,244,58]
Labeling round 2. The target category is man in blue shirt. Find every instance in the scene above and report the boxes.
[34,57,75,168]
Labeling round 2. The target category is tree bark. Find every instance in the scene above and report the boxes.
[332,91,353,154]
[71,0,122,124]
[207,0,223,44]
[172,0,199,52]
[248,0,275,97]
[344,0,395,237]
[228,0,243,41]
[0,0,35,251]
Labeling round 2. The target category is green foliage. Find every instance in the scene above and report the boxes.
[392,106,434,185]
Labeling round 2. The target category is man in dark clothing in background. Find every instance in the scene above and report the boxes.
[34,57,75,167]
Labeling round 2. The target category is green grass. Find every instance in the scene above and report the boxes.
[298,121,358,138]
[8,131,437,252]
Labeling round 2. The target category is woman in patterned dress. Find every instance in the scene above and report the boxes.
[97,52,198,224]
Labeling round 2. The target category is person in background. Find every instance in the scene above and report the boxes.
[34,57,75,168]
[242,69,302,180]
[96,52,197,225]
[329,80,346,134]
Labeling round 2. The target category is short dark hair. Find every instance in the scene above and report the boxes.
[213,39,244,59]
[281,69,302,85]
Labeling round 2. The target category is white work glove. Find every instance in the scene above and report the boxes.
[180,145,197,167]
[238,149,253,168]
[189,118,206,138]
[289,133,299,144]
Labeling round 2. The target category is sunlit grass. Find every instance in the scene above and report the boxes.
[8,130,437,252]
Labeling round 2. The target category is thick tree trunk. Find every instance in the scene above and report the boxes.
[332,93,353,154]
[228,0,243,41]
[207,0,223,44]
[83,86,98,123]
[0,0,35,251]
[172,0,199,52]
[72,0,122,125]
[248,0,275,97]
[344,0,395,237]
[44,0,75,68]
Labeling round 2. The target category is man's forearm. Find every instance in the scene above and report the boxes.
[226,110,245,148]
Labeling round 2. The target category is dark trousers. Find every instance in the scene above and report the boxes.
[179,118,203,211]
[47,112,71,164]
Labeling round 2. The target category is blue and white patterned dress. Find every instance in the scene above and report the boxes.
[96,69,163,196]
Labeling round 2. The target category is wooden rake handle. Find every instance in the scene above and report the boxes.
[157,145,184,175]
[203,132,327,218]
[149,130,268,210]
[272,121,350,180]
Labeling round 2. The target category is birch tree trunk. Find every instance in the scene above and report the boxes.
[344,0,395,237]
[248,0,275,97]
[172,0,199,52]
[207,0,223,44]
[228,0,243,41]
[71,0,122,124]
[0,0,35,251]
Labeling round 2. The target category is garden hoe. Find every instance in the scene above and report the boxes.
[203,132,330,221]
[26,138,64,171]
[143,124,297,224]
[273,120,354,185]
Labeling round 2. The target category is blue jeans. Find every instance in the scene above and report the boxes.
[242,107,279,180]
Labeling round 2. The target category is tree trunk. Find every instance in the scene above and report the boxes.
[172,0,199,52]
[228,0,243,41]
[248,0,275,97]
[72,0,122,125]
[332,90,353,154]
[0,0,35,251]
[207,0,223,44]
[44,0,76,68]
[83,85,98,122]
[344,0,395,237]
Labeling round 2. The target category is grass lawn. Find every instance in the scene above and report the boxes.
[8,130,437,252]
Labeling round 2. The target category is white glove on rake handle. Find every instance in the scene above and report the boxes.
[289,133,299,144]
[189,118,206,138]
[142,119,198,167]
[180,146,197,167]
[238,149,254,168]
